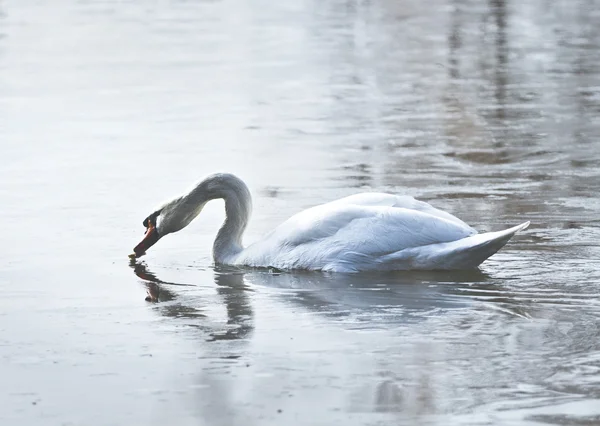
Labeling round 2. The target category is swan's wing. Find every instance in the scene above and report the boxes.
[331,193,475,231]
[238,194,478,270]
[267,202,476,253]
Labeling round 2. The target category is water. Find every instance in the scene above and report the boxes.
[1,0,600,424]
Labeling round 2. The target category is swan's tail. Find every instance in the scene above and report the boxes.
[381,221,530,270]
[429,221,530,269]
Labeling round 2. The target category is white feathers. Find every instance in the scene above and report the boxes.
[233,193,527,272]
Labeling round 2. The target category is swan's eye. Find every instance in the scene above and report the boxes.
[142,211,160,228]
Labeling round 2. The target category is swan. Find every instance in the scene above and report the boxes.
[131,173,529,272]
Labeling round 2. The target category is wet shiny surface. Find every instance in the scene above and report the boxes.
[1,0,600,424]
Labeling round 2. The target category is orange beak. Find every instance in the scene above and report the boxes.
[133,223,160,258]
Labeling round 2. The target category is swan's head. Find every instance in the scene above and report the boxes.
[132,209,162,257]
[132,196,207,258]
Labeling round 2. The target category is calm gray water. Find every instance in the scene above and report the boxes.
[1,0,600,424]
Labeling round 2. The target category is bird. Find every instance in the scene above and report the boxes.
[131,173,529,273]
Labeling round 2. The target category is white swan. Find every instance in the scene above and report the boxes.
[131,173,529,272]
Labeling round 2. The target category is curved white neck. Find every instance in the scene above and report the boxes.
[184,174,252,264]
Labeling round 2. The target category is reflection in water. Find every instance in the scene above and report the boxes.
[242,268,493,321]
[129,259,559,415]
[130,259,194,302]
[490,0,507,119]
[370,366,436,415]
[211,267,254,341]
[127,260,600,421]
[130,257,550,335]
[130,261,254,342]
[131,259,493,323]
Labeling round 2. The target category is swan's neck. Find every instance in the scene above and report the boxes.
[186,174,252,264]
[213,187,251,263]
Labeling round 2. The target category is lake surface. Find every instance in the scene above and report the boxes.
[1,0,600,424]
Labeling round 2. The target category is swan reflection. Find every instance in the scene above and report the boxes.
[130,258,537,337]
[129,260,544,419]
[129,259,520,329]
[130,260,254,341]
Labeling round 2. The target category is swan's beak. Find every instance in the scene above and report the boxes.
[133,225,160,258]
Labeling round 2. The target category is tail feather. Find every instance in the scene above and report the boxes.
[380,221,530,270]
[431,221,530,269]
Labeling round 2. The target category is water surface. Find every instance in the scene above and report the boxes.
[1,0,600,425]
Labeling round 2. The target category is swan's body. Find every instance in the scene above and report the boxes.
[133,173,529,272]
